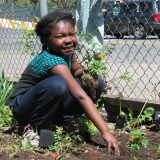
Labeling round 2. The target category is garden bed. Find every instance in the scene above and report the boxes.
[0,124,159,160]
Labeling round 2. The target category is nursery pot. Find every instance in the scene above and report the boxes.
[115,114,127,129]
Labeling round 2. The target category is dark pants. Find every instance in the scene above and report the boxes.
[13,75,105,130]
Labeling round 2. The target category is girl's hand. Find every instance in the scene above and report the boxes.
[102,132,120,156]
[74,68,84,77]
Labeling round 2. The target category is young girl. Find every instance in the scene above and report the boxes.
[8,9,120,155]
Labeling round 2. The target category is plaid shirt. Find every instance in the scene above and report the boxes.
[31,50,72,78]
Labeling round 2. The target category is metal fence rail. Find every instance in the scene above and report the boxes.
[0,1,160,103]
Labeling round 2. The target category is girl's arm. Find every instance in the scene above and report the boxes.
[51,64,120,156]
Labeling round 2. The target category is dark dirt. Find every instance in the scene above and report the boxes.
[80,76,99,102]
[0,126,160,160]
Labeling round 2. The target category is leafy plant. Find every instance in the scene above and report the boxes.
[48,0,76,9]
[154,145,160,154]
[137,107,154,124]
[77,33,114,79]
[85,60,106,78]
[118,107,155,131]
[49,126,81,159]
[0,72,14,127]
[49,117,99,159]
[17,16,39,56]
[75,115,98,135]
[119,71,132,81]
[21,138,37,151]
[128,129,149,152]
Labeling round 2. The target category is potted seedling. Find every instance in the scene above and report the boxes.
[80,56,106,102]
[76,33,113,102]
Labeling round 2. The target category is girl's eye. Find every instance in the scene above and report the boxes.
[56,35,64,39]
[55,33,77,39]
[70,33,77,37]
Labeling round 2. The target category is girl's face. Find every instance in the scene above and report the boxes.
[47,20,77,56]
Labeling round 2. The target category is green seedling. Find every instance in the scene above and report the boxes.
[9,151,17,158]
[81,60,106,82]
[76,115,98,136]
[21,138,37,151]
[17,16,39,56]
[121,107,155,131]
[0,72,14,127]
[128,129,149,152]
[49,126,81,159]
[131,156,139,160]
[154,145,160,154]
[77,33,113,79]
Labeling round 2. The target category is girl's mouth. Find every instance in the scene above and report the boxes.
[62,47,74,53]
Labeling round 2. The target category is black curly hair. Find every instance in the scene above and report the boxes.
[35,9,76,50]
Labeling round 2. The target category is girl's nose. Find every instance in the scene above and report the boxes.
[64,36,72,43]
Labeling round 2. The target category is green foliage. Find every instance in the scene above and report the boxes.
[0,72,14,127]
[49,116,99,158]
[108,72,132,85]
[131,156,139,160]
[121,107,155,131]
[138,107,155,123]
[88,60,106,77]
[0,106,12,127]
[21,138,37,151]
[0,0,38,5]
[0,132,38,158]
[49,126,81,158]
[48,0,76,9]
[19,29,36,56]
[1,0,76,8]
[119,71,132,81]
[79,33,115,56]
[75,115,98,135]
[77,33,113,79]
[18,17,39,56]
[154,145,160,154]
[128,129,149,152]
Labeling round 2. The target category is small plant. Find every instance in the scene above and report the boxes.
[49,126,81,159]
[0,71,14,127]
[81,59,106,79]
[76,115,98,136]
[154,145,160,154]
[17,17,39,56]
[119,107,155,131]
[131,156,139,160]
[78,33,113,79]
[128,129,149,152]
[21,138,37,151]
[136,107,155,124]
[76,33,113,102]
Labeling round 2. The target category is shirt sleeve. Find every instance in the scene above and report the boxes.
[31,51,67,78]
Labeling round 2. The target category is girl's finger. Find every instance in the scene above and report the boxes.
[115,145,120,156]
[108,142,111,154]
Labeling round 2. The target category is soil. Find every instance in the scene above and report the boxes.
[0,124,160,160]
[80,76,99,102]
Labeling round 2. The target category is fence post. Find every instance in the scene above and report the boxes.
[39,0,48,18]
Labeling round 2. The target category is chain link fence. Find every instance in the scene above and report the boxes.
[0,0,160,103]
[102,0,160,102]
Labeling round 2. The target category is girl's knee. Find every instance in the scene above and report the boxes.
[39,76,68,96]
